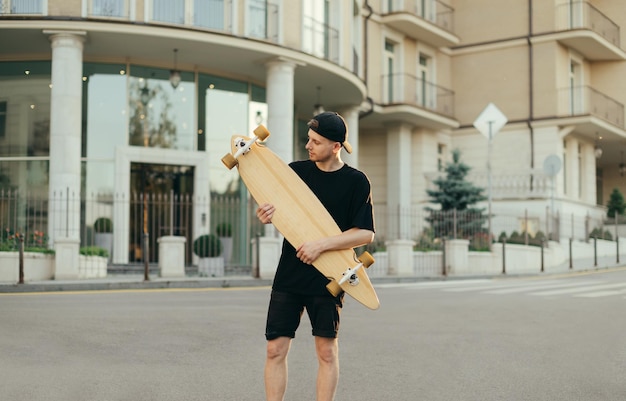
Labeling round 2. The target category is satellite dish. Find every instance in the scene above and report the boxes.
[543,154,562,177]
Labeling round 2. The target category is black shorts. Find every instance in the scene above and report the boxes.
[265,290,344,340]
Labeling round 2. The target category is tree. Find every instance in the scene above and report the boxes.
[425,149,487,238]
[606,188,625,218]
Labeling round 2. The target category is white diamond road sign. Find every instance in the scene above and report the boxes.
[473,103,508,139]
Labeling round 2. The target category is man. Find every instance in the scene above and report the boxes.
[256,111,375,401]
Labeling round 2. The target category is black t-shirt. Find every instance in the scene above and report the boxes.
[271,160,375,296]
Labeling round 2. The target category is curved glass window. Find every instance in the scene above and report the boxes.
[82,63,127,196]
[0,61,51,193]
[199,74,267,195]
[128,65,195,151]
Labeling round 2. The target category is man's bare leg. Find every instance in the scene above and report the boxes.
[315,336,339,401]
[265,337,292,401]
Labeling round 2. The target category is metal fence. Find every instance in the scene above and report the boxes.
[0,189,616,272]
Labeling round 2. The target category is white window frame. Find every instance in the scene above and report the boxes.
[382,30,404,104]
[569,54,584,115]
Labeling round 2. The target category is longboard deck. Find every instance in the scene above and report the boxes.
[223,129,379,310]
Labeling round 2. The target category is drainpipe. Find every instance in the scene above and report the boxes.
[527,0,535,189]
[359,0,375,119]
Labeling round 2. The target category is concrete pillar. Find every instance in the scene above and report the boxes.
[445,239,470,275]
[384,123,415,274]
[45,30,85,279]
[386,239,415,275]
[158,236,186,278]
[265,57,299,163]
[386,123,414,240]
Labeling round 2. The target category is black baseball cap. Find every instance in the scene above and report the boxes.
[307,111,353,154]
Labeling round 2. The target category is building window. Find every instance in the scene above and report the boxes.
[417,53,433,108]
[578,143,583,199]
[0,101,6,138]
[569,59,583,115]
[563,140,567,195]
[437,143,445,171]
[302,0,339,62]
[384,40,395,103]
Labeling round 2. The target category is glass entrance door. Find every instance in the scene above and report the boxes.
[129,163,194,264]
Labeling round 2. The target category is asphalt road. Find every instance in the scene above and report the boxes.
[1,269,625,401]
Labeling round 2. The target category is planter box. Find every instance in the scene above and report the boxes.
[198,257,224,277]
[0,252,108,283]
[79,255,108,279]
[0,252,54,283]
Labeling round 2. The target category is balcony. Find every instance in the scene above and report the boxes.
[553,1,625,60]
[85,0,131,19]
[95,0,272,42]
[302,16,340,64]
[376,73,457,129]
[553,86,624,132]
[0,0,43,15]
[381,0,459,48]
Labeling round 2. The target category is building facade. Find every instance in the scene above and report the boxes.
[1,0,624,277]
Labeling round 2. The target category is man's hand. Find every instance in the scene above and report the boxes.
[256,203,275,224]
[295,240,325,265]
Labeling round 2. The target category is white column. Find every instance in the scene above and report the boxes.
[265,57,299,163]
[45,30,86,279]
[385,123,415,275]
[386,123,413,240]
[565,137,578,200]
[340,106,360,168]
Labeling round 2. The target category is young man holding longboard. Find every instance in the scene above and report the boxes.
[256,111,375,401]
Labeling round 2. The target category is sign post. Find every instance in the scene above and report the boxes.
[473,103,508,249]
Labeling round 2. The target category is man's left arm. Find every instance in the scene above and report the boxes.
[295,228,374,265]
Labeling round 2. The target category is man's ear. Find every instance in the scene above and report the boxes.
[333,142,342,154]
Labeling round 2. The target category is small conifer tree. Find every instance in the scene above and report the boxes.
[425,149,488,238]
[606,188,625,218]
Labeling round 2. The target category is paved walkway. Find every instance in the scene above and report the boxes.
[3,263,625,293]
[0,274,274,293]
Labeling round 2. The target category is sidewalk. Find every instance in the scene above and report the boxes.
[0,274,274,293]
[2,264,624,294]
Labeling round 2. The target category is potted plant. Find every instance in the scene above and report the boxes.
[93,217,113,262]
[194,234,224,277]
[215,222,233,265]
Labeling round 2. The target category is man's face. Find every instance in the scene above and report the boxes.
[305,129,338,162]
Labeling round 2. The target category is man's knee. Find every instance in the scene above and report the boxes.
[315,338,338,364]
[267,337,291,361]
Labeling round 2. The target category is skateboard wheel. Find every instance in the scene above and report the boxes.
[358,251,375,268]
[254,125,270,141]
[326,280,342,297]
[221,153,238,169]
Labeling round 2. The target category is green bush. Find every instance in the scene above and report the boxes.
[94,217,113,233]
[80,246,109,257]
[589,228,613,241]
[193,234,222,258]
[215,222,232,237]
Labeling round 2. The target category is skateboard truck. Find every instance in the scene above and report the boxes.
[221,125,270,170]
[338,262,363,286]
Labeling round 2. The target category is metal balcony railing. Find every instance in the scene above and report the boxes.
[86,0,130,19]
[0,0,43,14]
[385,0,455,33]
[247,0,279,43]
[380,73,455,117]
[556,86,624,128]
[147,0,234,33]
[555,1,621,47]
[302,16,340,64]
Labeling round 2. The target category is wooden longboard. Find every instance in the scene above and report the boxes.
[221,125,380,310]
